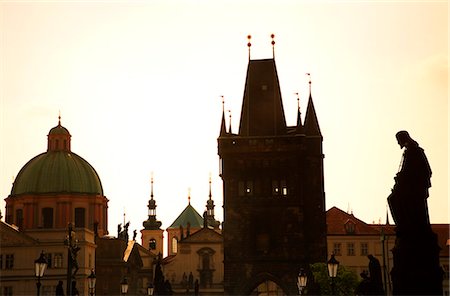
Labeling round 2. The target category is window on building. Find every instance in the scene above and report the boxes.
[345,220,356,234]
[333,243,341,256]
[347,243,355,256]
[2,286,13,296]
[15,209,23,229]
[54,253,63,268]
[42,207,53,228]
[5,254,14,269]
[238,180,253,196]
[172,237,178,254]
[361,243,369,256]
[74,208,86,228]
[46,253,53,269]
[272,180,287,196]
[149,239,157,250]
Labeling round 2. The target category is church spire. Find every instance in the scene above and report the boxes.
[295,92,304,134]
[219,96,228,136]
[143,173,162,230]
[205,174,220,229]
[304,74,322,137]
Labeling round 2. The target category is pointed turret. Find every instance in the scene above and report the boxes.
[295,93,304,134]
[219,96,228,136]
[238,59,287,136]
[142,175,162,230]
[206,175,220,229]
[303,80,322,137]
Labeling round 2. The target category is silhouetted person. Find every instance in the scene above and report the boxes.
[194,279,199,296]
[56,280,65,296]
[188,272,194,290]
[70,281,79,296]
[388,130,432,235]
[368,255,384,295]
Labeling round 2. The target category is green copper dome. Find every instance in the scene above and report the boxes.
[11,151,103,196]
[10,120,103,196]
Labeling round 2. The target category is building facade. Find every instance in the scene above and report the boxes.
[1,119,108,295]
[218,58,327,295]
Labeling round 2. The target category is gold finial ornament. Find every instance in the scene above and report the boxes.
[247,35,252,60]
[271,34,275,58]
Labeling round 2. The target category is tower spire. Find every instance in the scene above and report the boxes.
[206,173,220,229]
[304,73,322,137]
[247,35,252,60]
[228,110,232,134]
[295,92,304,134]
[150,172,154,200]
[220,96,227,136]
[271,33,275,59]
[143,172,162,230]
[58,111,61,126]
[188,188,191,205]
[209,173,212,200]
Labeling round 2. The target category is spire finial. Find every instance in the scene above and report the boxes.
[188,187,191,205]
[306,73,312,95]
[227,110,232,134]
[58,111,61,126]
[221,95,225,113]
[295,92,300,112]
[150,172,154,200]
[247,35,252,60]
[209,173,212,200]
[271,33,275,59]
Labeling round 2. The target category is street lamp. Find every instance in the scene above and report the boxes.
[147,283,154,296]
[297,268,308,295]
[327,254,340,295]
[87,269,96,296]
[120,277,129,295]
[34,251,48,296]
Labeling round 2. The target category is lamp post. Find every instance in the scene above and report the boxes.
[34,251,48,296]
[297,268,308,295]
[327,254,340,295]
[87,269,96,296]
[147,283,154,296]
[120,277,129,295]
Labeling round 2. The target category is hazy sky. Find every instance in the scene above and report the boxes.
[1,1,448,239]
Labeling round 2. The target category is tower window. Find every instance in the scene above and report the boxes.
[75,208,86,228]
[172,237,178,254]
[149,239,156,250]
[238,180,253,196]
[272,180,287,196]
[15,209,23,229]
[42,208,53,228]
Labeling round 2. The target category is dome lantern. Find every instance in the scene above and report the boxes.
[47,116,71,152]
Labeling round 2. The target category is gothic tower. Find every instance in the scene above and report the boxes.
[218,58,327,295]
[141,175,164,255]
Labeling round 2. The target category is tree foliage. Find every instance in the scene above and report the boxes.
[308,262,360,295]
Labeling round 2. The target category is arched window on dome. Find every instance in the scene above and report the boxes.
[172,237,178,254]
[75,208,86,228]
[42,208,53,228]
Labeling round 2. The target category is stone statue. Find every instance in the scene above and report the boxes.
[388,130,432,234]
[387,131,443,295]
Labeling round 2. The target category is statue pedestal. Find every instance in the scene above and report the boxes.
[391,230,443,295]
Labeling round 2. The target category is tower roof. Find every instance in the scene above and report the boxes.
[168,204,203,229]
[304,93,322,137]
[11,120,103,196]
[238,59,287,136]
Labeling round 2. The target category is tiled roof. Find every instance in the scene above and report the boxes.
[326,206,382,235]
[168,204,203,229]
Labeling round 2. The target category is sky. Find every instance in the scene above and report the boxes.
[1,1,448,242]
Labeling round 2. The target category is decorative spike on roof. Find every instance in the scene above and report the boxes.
[271,33,275,59]
[304,74,322,137]
[219,96,227,136]
[247,35,252,60]
[295,92,304,134]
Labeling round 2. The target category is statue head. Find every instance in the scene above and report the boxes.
[396,130,412,148]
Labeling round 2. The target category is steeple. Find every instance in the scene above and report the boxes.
[143,174,162,230]
[206,174,220,229]
[238,59,287,136]
[303,76,322,137]
[219,96,227,136]
[295,92,304,134]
